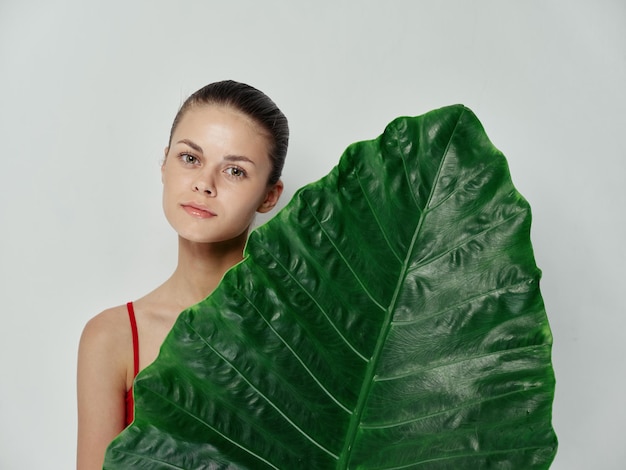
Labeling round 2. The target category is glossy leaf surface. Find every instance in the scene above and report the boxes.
[105,105,557,469]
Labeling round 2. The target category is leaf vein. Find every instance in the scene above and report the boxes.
[138,386,282,469]
[106,450,186,469]
[302,196,386,312]
[374,343,550,382]
[354,168,403,263]
[182,320,340,460]
[371,446,551,470]
[391,277,537,327]
[360,385,546,430]
[233,285,353,414]
[258,243,369,362]
[424,157,501,214]
[409,207,527,272]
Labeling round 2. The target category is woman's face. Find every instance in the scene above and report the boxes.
[162,104,283,244]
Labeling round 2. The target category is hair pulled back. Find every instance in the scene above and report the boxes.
[169,80,289,185]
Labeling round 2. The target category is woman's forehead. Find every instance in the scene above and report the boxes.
[170,105,272,164]
[174,104,268,141]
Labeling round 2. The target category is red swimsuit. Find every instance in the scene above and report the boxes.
[125,301,139,425]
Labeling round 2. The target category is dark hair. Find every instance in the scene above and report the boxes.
[168,80,289,185]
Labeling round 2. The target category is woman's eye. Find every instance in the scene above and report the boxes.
[181,153,198,164]
[226,167,247,178]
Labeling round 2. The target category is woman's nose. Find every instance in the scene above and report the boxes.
[192,173,216,196]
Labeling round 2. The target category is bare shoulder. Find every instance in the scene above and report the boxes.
[79,304,131,354]
[78,304,133,384]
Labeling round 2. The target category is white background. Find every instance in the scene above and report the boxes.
[1,1,624,468]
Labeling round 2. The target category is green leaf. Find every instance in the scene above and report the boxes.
[105,105,557,469]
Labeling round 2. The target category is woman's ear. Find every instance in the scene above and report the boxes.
[257,180,284,213]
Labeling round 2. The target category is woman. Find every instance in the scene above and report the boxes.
[76,80,289,469]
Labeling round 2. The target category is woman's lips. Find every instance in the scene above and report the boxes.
[181,203,216,219]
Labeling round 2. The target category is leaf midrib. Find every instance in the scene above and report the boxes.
[337,109,466,468]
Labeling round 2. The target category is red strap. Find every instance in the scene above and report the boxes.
[127,302,139,378]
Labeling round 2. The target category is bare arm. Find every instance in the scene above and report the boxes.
[77,307,130,470]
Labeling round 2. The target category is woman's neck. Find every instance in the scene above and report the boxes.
[165,232,248,308]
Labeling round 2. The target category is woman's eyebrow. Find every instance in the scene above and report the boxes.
[224,155,256,166]
[176,140,256,166]
[176,139,203,154]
